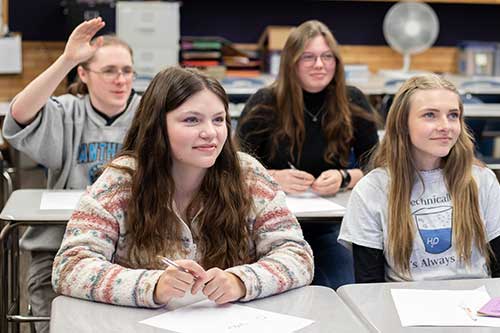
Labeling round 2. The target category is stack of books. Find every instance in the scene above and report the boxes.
[180,37,225,79]
[223,43,261,78]
[180,37,262,79]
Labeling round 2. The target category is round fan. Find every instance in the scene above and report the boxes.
[382,1,439,75]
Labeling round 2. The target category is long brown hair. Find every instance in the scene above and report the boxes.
[257,20,367,165]
[371,74,490,276]
[113,67,252,269]
[67,35,133,95]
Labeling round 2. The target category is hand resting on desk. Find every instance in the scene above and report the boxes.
[269,169,315,194]
[154,260,246,305]
[311,169,342,195]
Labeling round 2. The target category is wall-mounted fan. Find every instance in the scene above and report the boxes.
[381,1,439,78]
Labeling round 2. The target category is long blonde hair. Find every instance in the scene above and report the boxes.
[371,74,490,276]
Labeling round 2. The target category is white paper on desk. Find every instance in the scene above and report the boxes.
[285,192,345,214]
[391,286,500,327]
[139,299,314,333]
[40,191,84,210]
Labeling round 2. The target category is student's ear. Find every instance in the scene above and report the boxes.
[77,65,88,84]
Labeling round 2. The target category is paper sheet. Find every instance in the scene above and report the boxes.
[391,286,500,327]
[140,299,314,333]
[40,191,85,210]
[285,192,345,214]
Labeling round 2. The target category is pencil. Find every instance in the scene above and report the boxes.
[157,256,199,280]
[287,162,297,170]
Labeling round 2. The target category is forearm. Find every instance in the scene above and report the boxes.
[12,54,77,124]
[346,168,363,189]
[227,238,313,301]
[228,192,313,301]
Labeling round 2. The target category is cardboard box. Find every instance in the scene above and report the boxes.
[258,26,295,75]
[258,26,295,51]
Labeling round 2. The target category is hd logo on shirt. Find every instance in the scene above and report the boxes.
[413,206,452,254]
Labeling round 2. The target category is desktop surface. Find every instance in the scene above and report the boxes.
[292,190,350,222]
[0,189,81,221]
[338,278,500,332]
[51,285,369,332]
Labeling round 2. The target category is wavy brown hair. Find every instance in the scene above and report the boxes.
[371,74,490,277]
[67,35,133,95]
[112,67,252,269]
[252,20,371,165]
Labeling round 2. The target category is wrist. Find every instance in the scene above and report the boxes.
[339,169,351,189]
[228,272,246,300]
[59,53,80,70]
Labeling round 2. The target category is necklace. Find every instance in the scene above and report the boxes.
[303,103,326,122]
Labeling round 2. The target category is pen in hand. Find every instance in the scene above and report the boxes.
[287,162,297,170]
[157,256,199,280]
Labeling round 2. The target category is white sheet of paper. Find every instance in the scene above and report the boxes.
[140,299,314,333]
[0,35,22,74]
[285,192,345,214]
[391,286,500,327]
[40,191,84,210]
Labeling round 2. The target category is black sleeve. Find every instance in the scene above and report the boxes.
[489,236,500,278]
[235,88,276,162]
[352,243,386,283]
[347,86,379,170]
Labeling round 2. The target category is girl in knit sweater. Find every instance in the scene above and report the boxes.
[52,67,313,307]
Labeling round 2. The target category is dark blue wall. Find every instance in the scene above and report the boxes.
[10,1,500,46]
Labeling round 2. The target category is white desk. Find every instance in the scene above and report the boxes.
[292,190,350,223]
[356,74,500,96]
[443,75,500,95]
[50,285,369,332]
[0,189,80,333]
[463,104,500,118]
[338,278,500,332]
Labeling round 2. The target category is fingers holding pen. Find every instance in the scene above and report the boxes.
[272,169,314,194]
[154,259,207,305]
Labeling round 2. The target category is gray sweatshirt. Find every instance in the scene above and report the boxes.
[3,93,140,250]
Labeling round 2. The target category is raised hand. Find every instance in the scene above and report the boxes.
[62,17,106,65]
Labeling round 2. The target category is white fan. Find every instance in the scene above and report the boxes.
[381,1,439,78]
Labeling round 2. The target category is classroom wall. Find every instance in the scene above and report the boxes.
[0,1,496,101]
[0,41,66,102]
[0,43,457,102]
[10,1,500,45]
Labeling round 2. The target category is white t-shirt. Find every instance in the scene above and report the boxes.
[339,165,500,282]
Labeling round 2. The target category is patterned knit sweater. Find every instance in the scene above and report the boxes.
[52,152,314,307]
